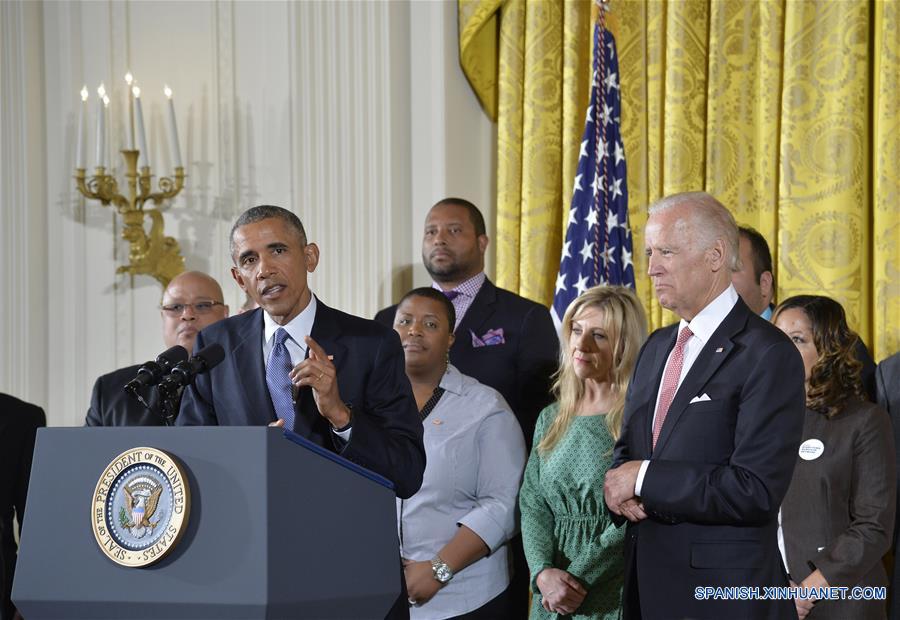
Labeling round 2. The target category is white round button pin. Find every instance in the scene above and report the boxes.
[799,439,824,460]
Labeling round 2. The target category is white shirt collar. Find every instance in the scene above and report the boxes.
[263,294,318,351]
[679,285,739,345]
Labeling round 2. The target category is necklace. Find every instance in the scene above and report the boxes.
[419,385,445,421]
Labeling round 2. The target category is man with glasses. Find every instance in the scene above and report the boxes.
[85,270,229,426]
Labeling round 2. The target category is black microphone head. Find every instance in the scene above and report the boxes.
[126,345,191,399]
[160,343,227,393]
[156,345,189,371]
[124,360,164,395]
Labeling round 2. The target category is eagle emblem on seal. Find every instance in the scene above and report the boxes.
[93,447,191,567]
[121,477,164,539]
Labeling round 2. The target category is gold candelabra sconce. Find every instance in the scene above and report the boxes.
[73,78,186,288]
[75,155,186,288]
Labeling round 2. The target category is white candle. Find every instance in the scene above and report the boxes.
[102,95,110,168]
[76,86,88,169]
[124,72,135,150]
[133,86,148,168]
[164,85,182,169]
[95,83,106,168]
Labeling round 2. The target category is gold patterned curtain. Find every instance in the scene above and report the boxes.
[459,0,594,305]
[461,0,900,360]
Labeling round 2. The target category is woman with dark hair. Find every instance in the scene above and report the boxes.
[394,287,526,619]
[774,295,895,620]
[520,286,647,619]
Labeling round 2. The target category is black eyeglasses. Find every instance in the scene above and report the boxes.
[160,301,225,316]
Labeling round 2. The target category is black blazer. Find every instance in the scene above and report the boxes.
[876,352,900,620]
[855,339,877,402]
[611,298,806,619]
[0,394,45,620]
[375,278,558,444]
[179,300,425,499]
[85,364,166,427]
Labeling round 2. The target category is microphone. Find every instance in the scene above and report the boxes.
[157,343,226,397]
[124,345,189,400]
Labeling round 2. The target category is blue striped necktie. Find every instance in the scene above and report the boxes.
[266,327,296,430]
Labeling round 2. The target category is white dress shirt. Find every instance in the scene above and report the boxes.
[636,285,739,495]
[262,294,317,365]
[261,295,351,440]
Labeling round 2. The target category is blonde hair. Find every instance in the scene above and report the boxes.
[538,286,647,454]
[648,191,741,272]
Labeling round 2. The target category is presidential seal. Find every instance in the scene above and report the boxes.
[91,447,190,567]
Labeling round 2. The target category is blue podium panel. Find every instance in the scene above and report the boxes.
[13,427,399,619]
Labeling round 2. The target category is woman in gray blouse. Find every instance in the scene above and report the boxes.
[393,287,527,620]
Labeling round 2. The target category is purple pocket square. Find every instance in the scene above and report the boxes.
[470,328,505,348]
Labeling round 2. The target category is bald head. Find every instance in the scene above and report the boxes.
[160,271,229,353]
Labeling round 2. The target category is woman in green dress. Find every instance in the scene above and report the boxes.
[520,286,647,619]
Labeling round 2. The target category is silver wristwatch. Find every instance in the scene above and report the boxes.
[430,556,454,584]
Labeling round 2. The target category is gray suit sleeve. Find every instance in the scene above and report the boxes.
[876,362,890,413]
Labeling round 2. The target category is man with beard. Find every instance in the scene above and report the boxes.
[376,198,558,620]
[85,271,229,426]
[376,198,558,445]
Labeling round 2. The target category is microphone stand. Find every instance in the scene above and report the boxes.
[124,382,173,425]
[148,344,225,425]
[157,382,182,426]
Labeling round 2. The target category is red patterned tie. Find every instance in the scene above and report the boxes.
[652,326,693,449]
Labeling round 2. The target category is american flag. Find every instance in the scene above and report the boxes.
[551,15,634,327]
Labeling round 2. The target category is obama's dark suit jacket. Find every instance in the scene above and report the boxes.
[179,301,425,500]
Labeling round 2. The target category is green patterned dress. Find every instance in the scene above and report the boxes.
[519,403,624,620]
